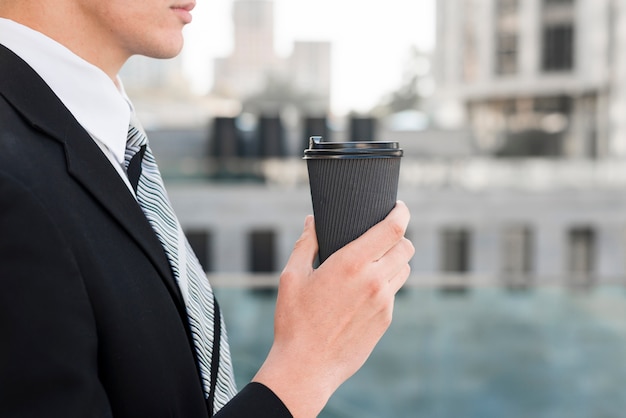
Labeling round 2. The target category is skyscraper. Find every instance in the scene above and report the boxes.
[212,0,331,113]
[213,0,279,98]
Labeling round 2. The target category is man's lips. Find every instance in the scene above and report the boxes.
[171,2,195,23]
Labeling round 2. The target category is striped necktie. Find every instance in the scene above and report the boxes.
[125,121,238,414]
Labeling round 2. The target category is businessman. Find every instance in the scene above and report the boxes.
[0,1,414,417]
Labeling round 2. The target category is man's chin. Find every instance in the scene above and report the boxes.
[138,38,185,60]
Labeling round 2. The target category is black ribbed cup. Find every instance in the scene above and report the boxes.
[304,136,403,263]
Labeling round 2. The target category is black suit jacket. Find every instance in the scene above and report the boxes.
[0,44,291,417]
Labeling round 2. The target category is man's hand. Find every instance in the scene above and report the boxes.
[253,201,414,417]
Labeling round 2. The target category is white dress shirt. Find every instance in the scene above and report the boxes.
[0,17,135,192]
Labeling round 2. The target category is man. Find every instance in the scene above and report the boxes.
[0,1,414,417]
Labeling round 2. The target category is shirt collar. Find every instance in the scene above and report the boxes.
[0,17,131,165]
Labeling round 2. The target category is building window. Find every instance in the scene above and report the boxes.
[544,0,573,6]
[501,225,533,286]
[495,0,519,76]
[496,34,519,75]
[440,228,471,273]
[186,230,213,272]
[542,25,574,71]
[533,95,572,114]
[567,226,595,282]
[541,0,575,72]
[248,230,276,273]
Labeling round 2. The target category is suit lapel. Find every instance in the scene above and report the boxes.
[0,44,185,308]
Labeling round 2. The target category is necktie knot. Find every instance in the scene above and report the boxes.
[127,123,148,148]
[125,124,148,162]
[125,124,149,192]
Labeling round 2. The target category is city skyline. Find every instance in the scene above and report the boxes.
[181,0,435,115]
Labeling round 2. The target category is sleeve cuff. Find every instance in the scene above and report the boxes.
[214,382,293,418]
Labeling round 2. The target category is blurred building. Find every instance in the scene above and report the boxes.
[213,0,279,98]
[120,54,221,129]
[166,163,626,288]
[434,0,626,158]
[212,0,331,114]
[120,54,189,94]
[130,0,626,289]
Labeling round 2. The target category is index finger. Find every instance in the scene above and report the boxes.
[344,200,410,262]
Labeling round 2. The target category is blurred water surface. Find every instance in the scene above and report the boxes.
[215,286,626,418]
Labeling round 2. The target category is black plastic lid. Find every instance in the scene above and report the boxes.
[303,136,403,159]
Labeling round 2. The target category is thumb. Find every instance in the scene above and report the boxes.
[283,215,319,275]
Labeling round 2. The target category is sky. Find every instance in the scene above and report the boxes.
[181,0,436,115]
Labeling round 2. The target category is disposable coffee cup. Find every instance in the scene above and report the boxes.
[304,136,403,263]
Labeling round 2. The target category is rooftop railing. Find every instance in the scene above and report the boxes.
[161,157,626,191]
[207,273,626,289]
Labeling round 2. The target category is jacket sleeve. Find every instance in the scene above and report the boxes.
[0,174,113,417]
[215,382,293,418]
